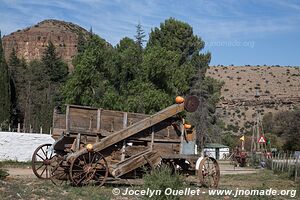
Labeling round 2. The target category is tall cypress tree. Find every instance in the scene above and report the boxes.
[134,22,146,48]
[9,48,27,125]
[42,41,68,82]
[0,31,11,126]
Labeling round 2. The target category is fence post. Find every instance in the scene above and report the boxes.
[17,123,21,133]
[275,152,279,171]
[271,153,274,170]
[282,152,284,172]
[295,156,298,182]
[285,151,289,172]
[288,152,292,176]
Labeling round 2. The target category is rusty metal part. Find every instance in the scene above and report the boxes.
[69,151,109,186]
[198,157,220,188]
[184,96,199,112]
[31,143,54,179]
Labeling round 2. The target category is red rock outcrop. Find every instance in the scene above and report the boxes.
[2,19,89,71]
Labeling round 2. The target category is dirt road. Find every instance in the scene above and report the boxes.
[4,161,260,179]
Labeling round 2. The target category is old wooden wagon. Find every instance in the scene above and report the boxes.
[31,96,220,187]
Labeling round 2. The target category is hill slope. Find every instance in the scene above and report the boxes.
[2,19,89,71]
[206,66,300,134]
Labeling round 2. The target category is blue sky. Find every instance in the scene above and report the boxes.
[0,0,299,66]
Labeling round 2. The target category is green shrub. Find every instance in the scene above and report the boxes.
[0,169,9,180]
[142,164,183,200]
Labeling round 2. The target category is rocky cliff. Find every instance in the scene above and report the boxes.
[2,19,89,71]
[206,66,300,134]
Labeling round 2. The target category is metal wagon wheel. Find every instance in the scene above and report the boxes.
[198,157,220,188]
[69,151,109,186]
[32,143,55,179]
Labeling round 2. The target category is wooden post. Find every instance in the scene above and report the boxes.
[271,152,274,170]
[150,127,154,151]
[288,152,292,176]
[97,109,101,131]
[295,156,299,182]
[17,123,20,133]
[76,133,81,151]
[121,112,128,161]
[285,151,289,171]
[180,118,185,154]
[276,152,278,170]
[278,152,281,171]
[8,124,11,132]
[66,105,70,135]
[282,153,286,172]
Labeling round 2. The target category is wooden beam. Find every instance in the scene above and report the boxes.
[97,109,101,131]
[111,151,161,177]
[66,105,70,135]
[121,112,128,161]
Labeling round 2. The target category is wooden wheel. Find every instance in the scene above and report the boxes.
[50,155,69,185]
[199,157,220,188]
[31,144,54,179]
[69,151,109,186]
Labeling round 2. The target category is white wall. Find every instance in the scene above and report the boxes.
[219,148,230,159]
[0,132,55,162]
[204,147,230,160]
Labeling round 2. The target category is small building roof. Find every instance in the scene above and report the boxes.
[204,143,229,148]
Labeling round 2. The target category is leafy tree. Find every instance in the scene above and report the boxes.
[63,35,114,106]
[115,37,143,91]
[0,31,11,127]
[148,18,204,64]
[263,109,300,151]
[147,18,218,148]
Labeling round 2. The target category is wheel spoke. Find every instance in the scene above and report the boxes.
[39,166,47,177]
[41,147,48,159]
[36,163,45,171]
[76,173,87,185]
[36,153,45,161]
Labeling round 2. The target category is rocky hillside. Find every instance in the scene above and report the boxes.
[206,66,300,134]
[2,19,89,71]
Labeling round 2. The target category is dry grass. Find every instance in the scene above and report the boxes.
[0,169,298,200]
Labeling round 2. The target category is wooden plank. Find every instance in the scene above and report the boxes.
[121,112,128,161]
[129,137,181,143]
[111,151,161,177]
[67,103,185,161]
[97,109,101,131]
[68,104,99,110]
[66,105,70,134]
